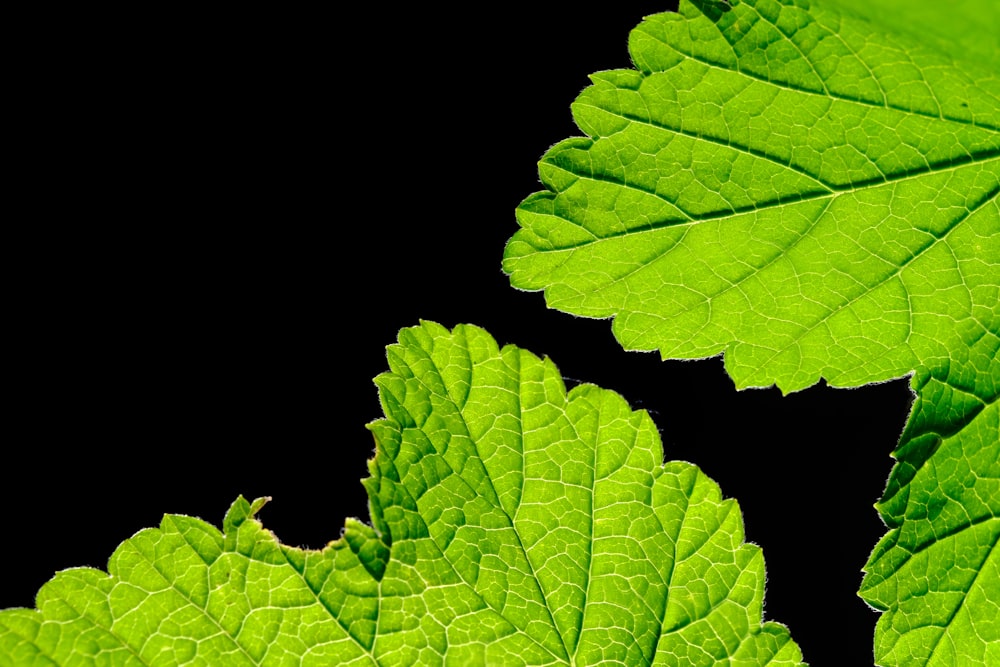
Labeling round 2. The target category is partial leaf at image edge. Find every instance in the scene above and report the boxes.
[860,347,999,666]
[0,496,353,666]
[0,322,804,666]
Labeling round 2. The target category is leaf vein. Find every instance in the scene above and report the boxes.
[641,25,1000,133]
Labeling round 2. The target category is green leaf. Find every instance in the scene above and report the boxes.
[0,322,804,666]
[860,351,999,665]
[504,0,999,394]
[503,1,999,665]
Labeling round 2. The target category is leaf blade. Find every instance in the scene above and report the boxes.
[504,0,1000,393]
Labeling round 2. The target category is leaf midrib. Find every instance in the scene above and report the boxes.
[530,152,999,253]
[402,342,569,664]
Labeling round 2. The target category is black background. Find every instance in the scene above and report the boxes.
[7,4,915,665]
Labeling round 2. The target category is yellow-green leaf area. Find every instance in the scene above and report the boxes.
[0,498,350,666]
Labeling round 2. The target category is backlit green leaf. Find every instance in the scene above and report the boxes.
[504,0,999,394]
[0,322,803,666]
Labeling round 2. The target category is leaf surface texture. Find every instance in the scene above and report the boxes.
[504,0,999,393]
[0,322,803,666]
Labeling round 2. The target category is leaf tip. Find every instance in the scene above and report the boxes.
[223,495,270,533]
